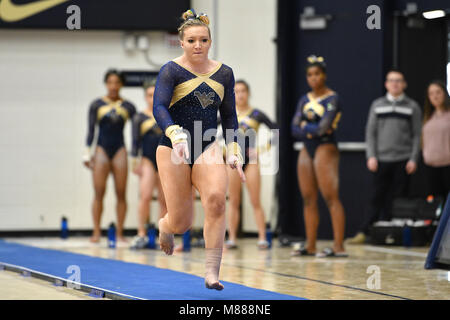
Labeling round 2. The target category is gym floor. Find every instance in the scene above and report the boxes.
[0,237,448,300]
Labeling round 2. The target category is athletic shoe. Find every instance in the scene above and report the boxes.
[346,232,366,245]
[130,235,148,250]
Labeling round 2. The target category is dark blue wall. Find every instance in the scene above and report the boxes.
[276,0,449,240]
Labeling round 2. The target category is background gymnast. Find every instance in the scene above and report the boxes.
[130,79,167,250]
[83,70,136,243]
[152,10,245,290]
[225,79,278,250]
[291,56,347,258]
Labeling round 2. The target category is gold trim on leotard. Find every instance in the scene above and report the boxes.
[169,61,224,108]
[140,117,157,136]
[237,108,260,131]
[97,98,130,122]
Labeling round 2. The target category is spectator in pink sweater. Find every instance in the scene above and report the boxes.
[422,80,450,200]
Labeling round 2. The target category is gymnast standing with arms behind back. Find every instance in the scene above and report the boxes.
[153,9,245,290]
[83,70,136,243]
[291,56,347,258]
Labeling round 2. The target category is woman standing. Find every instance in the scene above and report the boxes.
[291,56,347,258]
[130,80,167,249]
[83,70,136,243]
[225,80,278,250]
[153,10,244,290]
[422,80,450,199]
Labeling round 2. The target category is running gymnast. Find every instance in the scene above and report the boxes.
[130,79,167,249]
[83,69,136,243]
[224,79,278,250]
[153,10,245,290]
[291,56,348,258]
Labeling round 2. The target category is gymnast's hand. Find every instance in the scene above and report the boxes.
[226,142,246,182]
[228,154,246,182]
[166,125,189,164]
[172,141,190,162]
[82,159,93,170]
[82,148,94,170]
[131,158,142,176]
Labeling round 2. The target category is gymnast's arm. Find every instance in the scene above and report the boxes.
[256,110,278,130]
[131,113,142,158]
[153,64,176,133]
[291,98,308,140]
[218,69,240,145]
[302,95,340,138]
[219,68,245,180]
[83,100,98,165]
[153,63,188,158]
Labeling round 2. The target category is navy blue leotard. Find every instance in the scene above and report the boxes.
[236,108,278,170]
[131,111,162,171]
[291,92,341,158]
[86,97,136,159]
[153,60,240,166]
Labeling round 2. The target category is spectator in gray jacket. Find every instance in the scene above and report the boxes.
[347,70,422,244]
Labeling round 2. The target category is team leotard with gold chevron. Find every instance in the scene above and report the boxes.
[86,97,136,159]
[131,110,162,170]
[291,92,342,158]
[153,60,239,166]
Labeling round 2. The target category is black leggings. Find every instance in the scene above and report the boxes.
[361,160,410,234]
[425,164,450,200]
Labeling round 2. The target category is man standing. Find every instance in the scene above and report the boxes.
[348,70,422,244]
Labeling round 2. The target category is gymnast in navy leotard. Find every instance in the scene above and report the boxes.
[131,82,163,172]
[83,69,136,243]
[154,57,240,167]
[290,56,347,258]
[292,92,341,159]
[85,79,136,160]
[130,80,167,250]
[224,80,279,251]
[153,9,244,291]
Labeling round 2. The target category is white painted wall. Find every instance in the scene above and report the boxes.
[0,0,277,233]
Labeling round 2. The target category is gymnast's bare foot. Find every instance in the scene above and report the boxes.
[90,232,101,243]
[205,276,224,291]
[204,247,224,290]
[158,219,174,255]
[117,236,128,243]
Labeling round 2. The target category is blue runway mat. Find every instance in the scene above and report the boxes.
[0,240,304,300]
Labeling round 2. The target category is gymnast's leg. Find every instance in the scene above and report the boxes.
[225,165,242,247]
[192,143,228,290]
[156,146,194,255]
[90,146,111,243]
[297,148,319,254]
[111,147,129,242]
[314,144,346,253]
[137,158,158,238]
[244,162,268,247]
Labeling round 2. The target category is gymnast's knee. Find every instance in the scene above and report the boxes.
[302,195,318,207]
[94,188,106,201]
[169,216,192,234]
[171,224,191,235]
[115,190,126,202]
[205,191,226,217]
[322,193,340,209]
